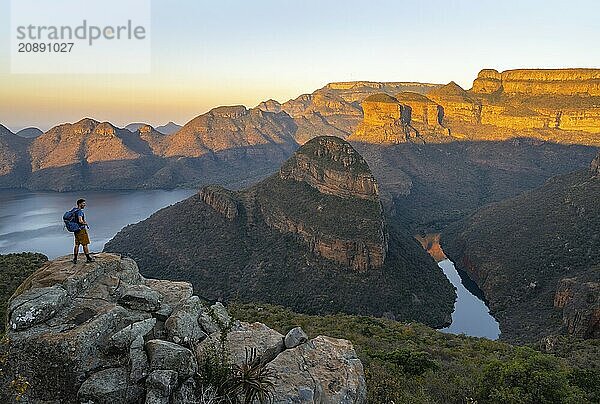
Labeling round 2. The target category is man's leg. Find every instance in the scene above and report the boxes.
[83,244,94,262]
[73,243,79,264]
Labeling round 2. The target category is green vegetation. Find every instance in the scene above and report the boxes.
[105,137,455,327]
[256,175,383,241]
[363,140,597,233]
[442,169,600,343]
[230,303,600,404]
[0,253,48,332]
[106,190,455,327]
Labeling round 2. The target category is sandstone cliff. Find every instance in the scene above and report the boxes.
[554,272,600,338]
[349,93,449,144]
[2,253,366,403]
[472,68,600,96]
[467,69,600,141]
[262,136,387,271]
[105,136,456,326]
[279,136,379,200]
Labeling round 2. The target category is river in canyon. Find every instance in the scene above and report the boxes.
[438,259,500,339]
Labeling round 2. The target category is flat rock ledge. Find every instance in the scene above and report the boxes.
[3,253,366,403]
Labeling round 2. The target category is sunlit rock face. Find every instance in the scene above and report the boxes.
[472,68,600,96]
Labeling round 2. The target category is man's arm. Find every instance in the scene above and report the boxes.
[77,211,87,225]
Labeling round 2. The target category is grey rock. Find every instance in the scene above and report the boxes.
[109,318,157,350]
[268,336,367,404]
[145,370,178,404]
[130,335,149,382]
[146,279,193,321]
[146,339,197,378]
[165,296,207,346]
[197,321,284,367]
[210,302,231,327]
[119,285,162,312]
[172,377,199,404]
[197,302,231,334]
[8,285,67,330]
[77,367,130,404]
[284,326,309,349]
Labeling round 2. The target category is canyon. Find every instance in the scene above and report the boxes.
[104,136,456,326]
[441,152,600,343]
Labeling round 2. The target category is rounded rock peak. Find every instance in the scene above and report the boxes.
[394,91,434,103]
[208,105,248,118]
[295,135,371,174]
[477,69,501,79]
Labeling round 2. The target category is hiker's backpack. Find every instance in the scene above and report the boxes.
[63,208,81,232]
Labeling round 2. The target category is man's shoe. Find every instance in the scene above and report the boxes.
[72,258,77,264]
[86,257,95,263]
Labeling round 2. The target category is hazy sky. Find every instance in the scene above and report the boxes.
[1,0,599,131]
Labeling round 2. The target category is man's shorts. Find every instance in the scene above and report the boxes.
[74,228,90,246]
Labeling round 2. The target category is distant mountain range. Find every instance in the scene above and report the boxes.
[442,151,600,343]
[124,121,182,135]
[15,127,43,138]
[1,69,599,231]
[105,136,456,327]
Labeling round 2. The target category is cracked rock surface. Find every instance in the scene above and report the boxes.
[4,253,366,403]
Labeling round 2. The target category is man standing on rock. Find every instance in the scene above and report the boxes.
[73,198,95,264]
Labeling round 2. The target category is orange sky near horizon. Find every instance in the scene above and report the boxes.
[1,0,599,132]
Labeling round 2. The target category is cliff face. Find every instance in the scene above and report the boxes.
[264,136,387,271]
[428,82,481,124]
[554,274,600,338]
[199,185,239,220]
[473,68,600,96]
[2,253,366,403]
[468,69,600,139]
[105,136,456,326]
[279,136,379,200]
[441,154,600,343]
[349,93,449,144]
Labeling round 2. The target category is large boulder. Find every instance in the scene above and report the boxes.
[268,336,367,403]
[2,253,367,403]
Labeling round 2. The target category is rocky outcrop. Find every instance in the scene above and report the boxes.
[473,68,600,96]
[279,136,379,200]
[395,92,443,127]
[270,136,387,271]
[428,82,482,124]
[349,94,409,144]
[349,93,449,144]
[199,185,239,220]
[554,275,600,338]
[2,253,367,403]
